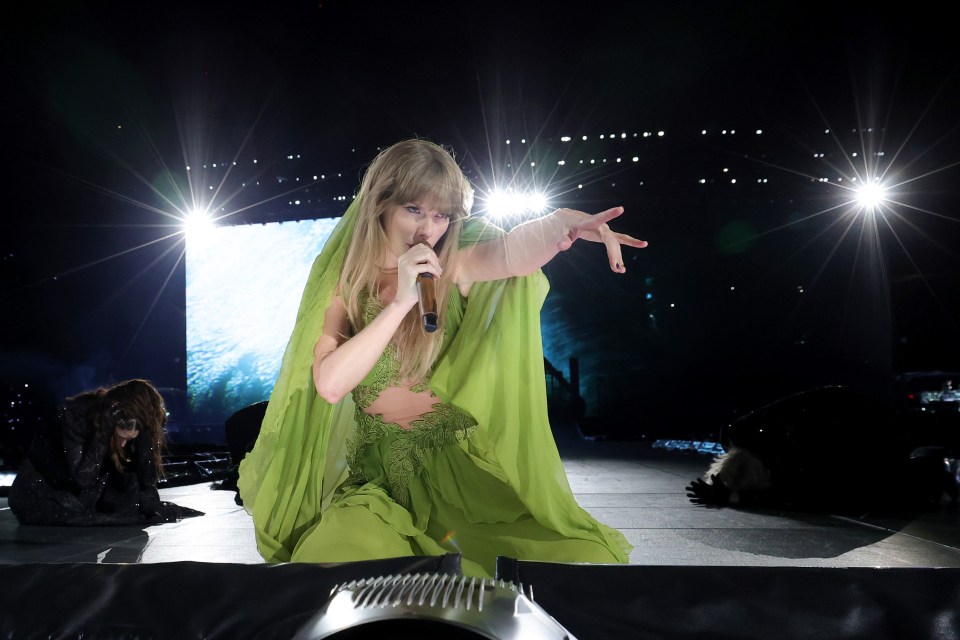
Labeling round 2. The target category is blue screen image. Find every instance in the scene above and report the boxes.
[185,217,341,420]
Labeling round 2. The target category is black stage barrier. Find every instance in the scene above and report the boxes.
[0,554,460,640]
[496,558,960,640]
[3,556,959,639]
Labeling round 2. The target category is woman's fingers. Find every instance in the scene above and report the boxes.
[400,244,442,276]
[600,230,648,272]
[604,232,627,273]
[567,206,648,272]
[576,208,648,246]
[395,246,442,309]
[573,206,623,234]
[615,232,649,249]
[590,206,625,226]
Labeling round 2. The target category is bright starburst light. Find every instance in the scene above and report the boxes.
[482,188,550,219]
[29,84,323,372]
[854,181,887,213]
[700,71,960,377]
[183,208,216,239]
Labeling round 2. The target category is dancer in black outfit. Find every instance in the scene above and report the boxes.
[9,379,201,526]
[687,386,958,512]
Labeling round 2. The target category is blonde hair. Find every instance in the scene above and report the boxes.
[705,446,771,493]
[340,139,474,382]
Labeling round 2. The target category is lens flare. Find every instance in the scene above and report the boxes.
[184,208,216,239]
[855,181,887,213]
[440,530,459,549]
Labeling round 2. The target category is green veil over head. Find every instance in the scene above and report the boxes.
[238,195,632,565]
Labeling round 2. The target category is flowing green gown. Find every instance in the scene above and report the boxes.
[237,199,632,577]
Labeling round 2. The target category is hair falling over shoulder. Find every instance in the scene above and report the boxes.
[339,139,475,383]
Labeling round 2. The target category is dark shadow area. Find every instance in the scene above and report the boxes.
[4,524,151,563]
[685,385,960,513]
[158,445,232,488]
[676,510,906,560]
[213,400,269,505]
[496,558,960,640]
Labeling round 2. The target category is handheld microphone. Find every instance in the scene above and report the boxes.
[415,241,438,333]
[416,274,438,332]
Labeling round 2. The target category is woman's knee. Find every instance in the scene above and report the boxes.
[291,505,415,562]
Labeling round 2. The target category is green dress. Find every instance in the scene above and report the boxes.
[237,198,632,577]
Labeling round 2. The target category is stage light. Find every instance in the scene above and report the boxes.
[482,189,549,220]
[527,192,548,212]
[292,573,574,640]
[855,181,887,212]
[184,209,215,239]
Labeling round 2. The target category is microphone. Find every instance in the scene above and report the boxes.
[415,241,438,333]
[416,273,438,332]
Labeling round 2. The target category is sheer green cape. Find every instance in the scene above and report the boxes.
[237,198,632,564]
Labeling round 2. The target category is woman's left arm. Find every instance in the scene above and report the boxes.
[456,206,647,286]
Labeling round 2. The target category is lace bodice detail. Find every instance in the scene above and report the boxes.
[346,291,476,508]
[346,406,476,508]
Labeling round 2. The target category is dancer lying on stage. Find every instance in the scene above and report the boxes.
[686,385,959,512]
[9,379,203,526]
[238,138,648,576]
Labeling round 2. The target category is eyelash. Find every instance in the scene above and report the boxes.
[406,206,450,220]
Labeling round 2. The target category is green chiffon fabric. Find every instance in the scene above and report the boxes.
[237,198,633,576]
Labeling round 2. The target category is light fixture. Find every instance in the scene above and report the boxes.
[292,572,575,640]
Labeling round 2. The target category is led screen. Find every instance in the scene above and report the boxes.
[185,218,341,420]
[184,216,585,427]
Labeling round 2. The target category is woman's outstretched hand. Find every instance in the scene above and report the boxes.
[555,206,648,273]
[686,475,731,506]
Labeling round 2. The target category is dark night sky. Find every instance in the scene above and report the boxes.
[2,0,959,432]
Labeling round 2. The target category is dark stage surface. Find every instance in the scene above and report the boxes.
[2,427,959,639]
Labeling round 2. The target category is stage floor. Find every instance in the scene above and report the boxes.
[2,436,959,568]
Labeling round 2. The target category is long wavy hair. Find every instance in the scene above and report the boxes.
[340,139,474,382]
[72,379,168,474]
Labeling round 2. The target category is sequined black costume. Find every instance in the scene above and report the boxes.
[9,395,170,526]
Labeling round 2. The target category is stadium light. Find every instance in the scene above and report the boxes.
[855,181,887,213]
[482,189,550,220]
[184,208,216,239]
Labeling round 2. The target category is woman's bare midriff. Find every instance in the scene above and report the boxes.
[362,384,438,430]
